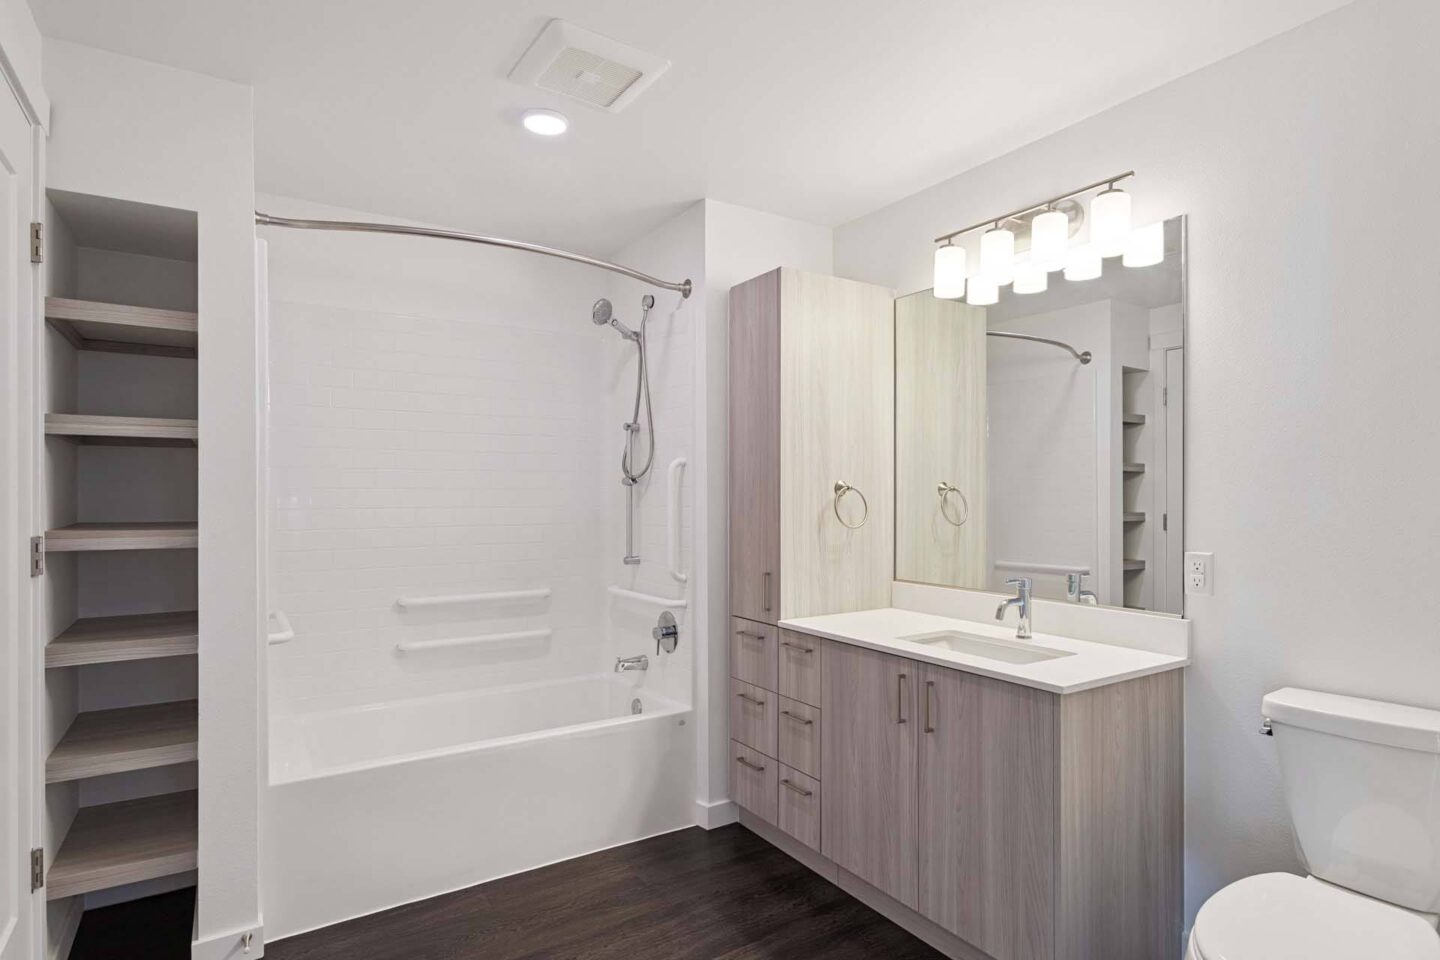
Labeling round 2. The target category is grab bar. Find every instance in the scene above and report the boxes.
[396,588,551,610]
[607,586,687,609]
[667,457,687,584]
[396,629,552,653]
[267,610,295,645]
[993,560,1091,576]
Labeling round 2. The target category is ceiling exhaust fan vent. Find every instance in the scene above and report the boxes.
[510,20,670,113]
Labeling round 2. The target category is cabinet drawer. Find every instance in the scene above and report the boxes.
[732,740,778,824]
[730,678,777,757]
[778,764,821,852]
[777,696,820,779]
[730,617,777,690]
[778,630,822,706]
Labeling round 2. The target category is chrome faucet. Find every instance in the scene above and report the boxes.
[995,577,1033,639]
[1066,572,1098,605]
[615,654,650,672]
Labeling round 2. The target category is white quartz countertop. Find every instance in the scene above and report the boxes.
[779,608,1188,695]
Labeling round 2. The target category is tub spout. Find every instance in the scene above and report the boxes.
[615,654,650,672]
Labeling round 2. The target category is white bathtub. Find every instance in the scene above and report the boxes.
[263,674,694,939]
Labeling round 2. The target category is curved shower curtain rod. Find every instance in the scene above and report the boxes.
[986,330,1092,364]
[254,212,693,299]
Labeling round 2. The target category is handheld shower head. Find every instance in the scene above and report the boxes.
[592,299,613,326]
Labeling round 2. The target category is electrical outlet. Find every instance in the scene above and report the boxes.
[1184,551,1213,596]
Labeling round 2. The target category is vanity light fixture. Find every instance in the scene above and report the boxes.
[966,273,1000,306]
[1030,207,1070,271]
[933,242,967,299]
[1122,221,1165,267]
[521,108,569,136]
[979,225,1016,285]
[1090,184,1132,257]
[1012,259,1048,295]
[1064,243,1103,282]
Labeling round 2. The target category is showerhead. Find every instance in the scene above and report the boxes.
[592,298,613,326]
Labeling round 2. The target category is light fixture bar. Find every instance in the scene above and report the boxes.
[932,170,1135,244]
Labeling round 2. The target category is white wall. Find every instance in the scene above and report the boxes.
[834,0,1440,927]
[43,40,261,953]
[261,194,607,710]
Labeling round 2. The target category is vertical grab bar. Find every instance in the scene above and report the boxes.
[667,457,687,584]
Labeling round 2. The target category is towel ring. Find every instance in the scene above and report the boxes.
[937,482,969,527]
[833,481,869,530]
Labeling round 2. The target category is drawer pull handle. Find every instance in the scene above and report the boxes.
[779,640,813,653]
[780,710,814,726]
[736,691,766,706]
[736,630,765,641]
[897,673,908,724]
[736,756,766,772]
[781,778,814,798]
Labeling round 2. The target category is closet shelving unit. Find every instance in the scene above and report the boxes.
[1120,367,1150,609]
[39,191,200,947]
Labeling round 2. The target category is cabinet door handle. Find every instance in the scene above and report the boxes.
[736,691,766,706]
[897,673,908,724]
[780,710,813,726]
[762,572,772,612]
[924,680,936,734]
[781,778,814,798]
[736,756,765,772]
[779,639,813,654]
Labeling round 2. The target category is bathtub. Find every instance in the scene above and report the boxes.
[263,674,694,940]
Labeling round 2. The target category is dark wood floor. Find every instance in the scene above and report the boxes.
[70,886,195,960]
[265,823,945,960]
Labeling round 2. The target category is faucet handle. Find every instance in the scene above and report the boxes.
[1005,577,1033,594]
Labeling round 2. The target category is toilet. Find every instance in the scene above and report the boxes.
[1188,688,1440,959]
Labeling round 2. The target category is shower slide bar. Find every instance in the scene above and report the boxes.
[668,457,687,584]
[994,560,1092,576]
[395,588,551,610]
[396,629,552,653]
[608,586,687,609]
[255,212,694,298]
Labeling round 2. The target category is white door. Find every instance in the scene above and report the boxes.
[1162,347,1185,614]
[0,80,38,960]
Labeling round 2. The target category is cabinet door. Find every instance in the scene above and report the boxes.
[918,665,1058,960]
[728,270,781,624]
[821,641,918,908]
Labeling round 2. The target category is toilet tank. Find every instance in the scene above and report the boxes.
[1264,687,1440,912]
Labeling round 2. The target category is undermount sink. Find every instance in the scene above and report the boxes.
[899,630,1075,665]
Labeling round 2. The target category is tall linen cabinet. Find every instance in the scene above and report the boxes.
[728,267,894,625]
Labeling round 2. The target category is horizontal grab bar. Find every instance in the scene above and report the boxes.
[396,588,551,609]
[396,629,552,653]
[607,586,687,609]
[993,561,1092,576]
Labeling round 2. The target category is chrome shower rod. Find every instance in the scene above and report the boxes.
[254,212,693,299]
[987,330,1092,364]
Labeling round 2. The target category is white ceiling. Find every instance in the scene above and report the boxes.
[32,0,1352,255]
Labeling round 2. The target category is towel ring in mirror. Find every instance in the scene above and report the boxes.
[937,482,969,527]
[833,481,869,530]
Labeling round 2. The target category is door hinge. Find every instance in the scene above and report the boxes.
[1162,386,1169,407]
[1162,512,1168,532]
[30,848,43,892]
[29,221,42,263]
[30,536,44,576]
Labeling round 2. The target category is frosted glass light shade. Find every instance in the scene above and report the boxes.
[1122,222,1165,268]
[1030,209,1069,271]
[980,227,1016,285]
[966,274,999,306]
[1013,259,1048,295]
[933,244,967,299]
[1063,243,1102,282]
[1090,187,1132,257]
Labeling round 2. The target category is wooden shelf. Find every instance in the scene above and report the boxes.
[47,701,197,783]
[46,522,198,552]
[1124,512,1146,523]
[46,791,197,901]
[1123,559,1147,573]
[45,297,197,358]
[45,413,197,447]
[46,611,198,668]
[1123,413,1146,425]
[1123,462,1146,474]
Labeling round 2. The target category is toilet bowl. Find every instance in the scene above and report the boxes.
[1188,688,1440,959]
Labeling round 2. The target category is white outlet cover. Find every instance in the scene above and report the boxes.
[1184,551,1213,596]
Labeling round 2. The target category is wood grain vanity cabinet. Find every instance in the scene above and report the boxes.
[728,267,893,625]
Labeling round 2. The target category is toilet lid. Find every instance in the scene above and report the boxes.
[1193,873,1440,960]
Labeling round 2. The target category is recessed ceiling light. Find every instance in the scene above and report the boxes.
[521,109,568,136]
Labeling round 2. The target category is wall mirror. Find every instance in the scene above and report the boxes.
[895,215,1186,614]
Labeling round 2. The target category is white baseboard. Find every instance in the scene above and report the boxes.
[694,798,738,829]
[48,898,83,960]
[191,917,264,960]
